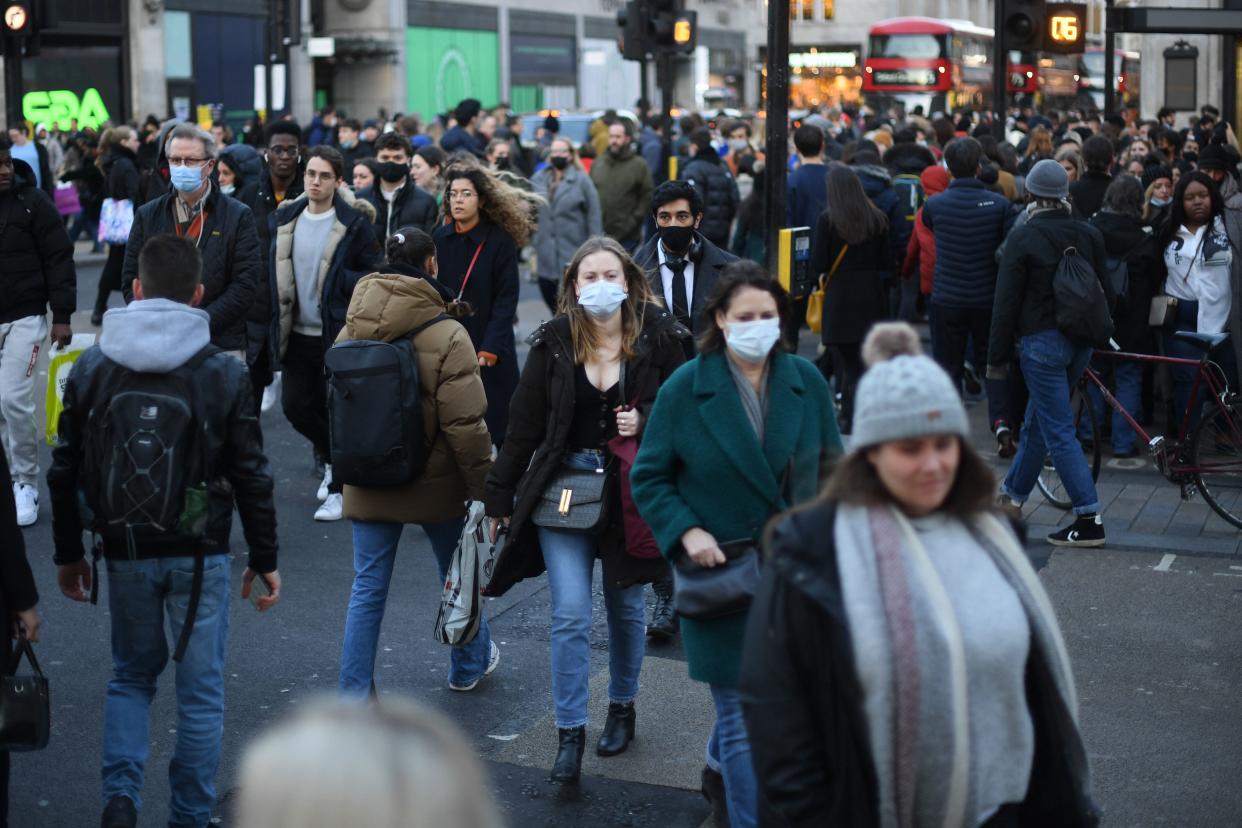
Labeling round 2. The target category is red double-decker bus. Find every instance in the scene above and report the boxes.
[862,17,995,114]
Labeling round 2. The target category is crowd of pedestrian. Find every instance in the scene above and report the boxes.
[0,91,1238,828]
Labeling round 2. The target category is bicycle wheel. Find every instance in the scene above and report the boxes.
[1037,383,1102,509]
[1192,398,1242,528]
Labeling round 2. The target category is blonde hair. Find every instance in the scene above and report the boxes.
[235,698,503,828]
[558,236,657,363]
[96,125,136,172]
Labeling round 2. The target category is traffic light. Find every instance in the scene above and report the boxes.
[649,0,696,54]
[3,1,33,36]
[616,1,648,61]
[1044,2,1087,54]
[1000,0,1044,51]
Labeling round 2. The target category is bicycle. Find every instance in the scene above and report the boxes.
[1037,331,1242,528]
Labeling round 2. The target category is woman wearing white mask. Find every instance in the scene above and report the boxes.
[484,236,688,784]
[630,261,843,828]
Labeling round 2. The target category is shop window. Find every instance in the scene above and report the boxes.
[165,11,193,79]
[823,0,833,19]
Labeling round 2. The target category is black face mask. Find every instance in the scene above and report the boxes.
[1183,152,1198,165]
[659,224,694,254]
[378,161,409,183]
[550,156,569,171]
[494,156,511,171]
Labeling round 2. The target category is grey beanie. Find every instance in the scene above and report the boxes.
[1025,158,1070,200]
[850,323,970,450]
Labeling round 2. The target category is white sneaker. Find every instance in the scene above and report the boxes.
[316,464,333,502]
[13,483,38,527]
[260,372,282,414]
[449,641,501,692]
[314,492,343,522]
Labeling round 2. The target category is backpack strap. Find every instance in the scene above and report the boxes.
[406,313,453,340]
[171,343,219,664]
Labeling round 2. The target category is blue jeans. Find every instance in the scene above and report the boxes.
[707,686,758,828]
[339,517,493,696]
[1002,329,1101,515]
[102,556,231,827]
[1082,358,1144,453]
[1163,299,1239,433]
[537,449,646,729]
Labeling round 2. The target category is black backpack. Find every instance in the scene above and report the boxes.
[1048,241,1114,347]
[81,346,217,543]
[326,315,451,487]
[1101,253,1130,308]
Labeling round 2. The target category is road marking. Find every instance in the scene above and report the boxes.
[1154,554,1176,572]
[1231,565,1242,571]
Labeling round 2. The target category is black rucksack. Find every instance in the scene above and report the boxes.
[1050,243,1114,347]
[326,315,451,487]
[81,346,217,543]
[1101,253,1130,308]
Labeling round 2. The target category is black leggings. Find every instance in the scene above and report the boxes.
[94,244,126,317]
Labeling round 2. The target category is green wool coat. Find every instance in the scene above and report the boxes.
[630,349,843,687]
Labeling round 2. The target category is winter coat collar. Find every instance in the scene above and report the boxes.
[853,164,891,184]
[381,260,458,303]
[947,177,984,190]
[341,271,452,343]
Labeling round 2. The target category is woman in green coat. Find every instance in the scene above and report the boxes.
[630,261,843,828]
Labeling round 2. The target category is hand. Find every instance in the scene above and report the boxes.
[614,406,641,438]
[681,527,725,568]
[479,356,489,367]
[50,323,72,349]
[241,568,281,612]
[13,607,41,642]
[489,516,510,544]
[57,560,92,602]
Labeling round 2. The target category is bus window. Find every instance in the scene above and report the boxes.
[868,33,946,59]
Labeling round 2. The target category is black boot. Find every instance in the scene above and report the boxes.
[550,726,586,783]
[701,766,730,828]
[647,577,678,641]
[101,795,137,828]
[595,701,636,756]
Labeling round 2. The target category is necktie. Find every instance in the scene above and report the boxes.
[667,257,691,330]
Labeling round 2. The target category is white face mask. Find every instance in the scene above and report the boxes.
[219,184,236,196]
[725,317,782,363]
[728,138,749,153]
[578,280,627,320]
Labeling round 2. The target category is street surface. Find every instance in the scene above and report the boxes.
[7,248,1242,826]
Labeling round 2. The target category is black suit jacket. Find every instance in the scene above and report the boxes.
[633,232,738,339]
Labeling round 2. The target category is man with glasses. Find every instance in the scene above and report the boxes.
[239,122,305,411]
[270,147,381,521]
[0,132,76,527]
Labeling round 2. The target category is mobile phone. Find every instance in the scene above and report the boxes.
[249,573,272,608]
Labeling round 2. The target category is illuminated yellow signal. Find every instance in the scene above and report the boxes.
[673,18,692,44]
[1049,14,1079,42]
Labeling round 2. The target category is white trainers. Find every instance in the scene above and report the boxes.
[260,372,282,414]
[314,492,344,522]
[449,641,501,692]
[13,483,38,527]
[316,464,333,502]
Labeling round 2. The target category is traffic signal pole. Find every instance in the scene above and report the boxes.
[1104,0,1116,115]
[764,0,789,276]
[3,36,22,125]
[993,0,1008,137]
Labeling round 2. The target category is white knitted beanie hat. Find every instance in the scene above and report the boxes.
[850,322,970,449]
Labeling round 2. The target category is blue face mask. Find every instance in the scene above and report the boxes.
[1151,196,1171,208]
[170,164,204,194]
[578,280,628,320]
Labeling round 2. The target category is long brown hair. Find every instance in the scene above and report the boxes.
[825,163,889,245]
[557,236,657,363]
[820,437,997,518]
[1024,125,1053,159]
[441,165,536,246]
[96,125,136,172]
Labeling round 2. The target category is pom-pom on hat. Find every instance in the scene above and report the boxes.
[850,323,970,450]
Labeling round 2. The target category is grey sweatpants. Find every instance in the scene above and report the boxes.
[0,315,48,486]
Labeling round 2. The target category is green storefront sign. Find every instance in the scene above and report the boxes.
[406,26,500,121]
[24,88,112,131]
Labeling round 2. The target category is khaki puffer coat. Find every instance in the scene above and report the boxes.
[339,268,493,524]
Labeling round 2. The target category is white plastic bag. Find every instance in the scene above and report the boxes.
[433,501,485,646]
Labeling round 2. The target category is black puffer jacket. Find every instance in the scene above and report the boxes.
[680,151,740,248]
[0,159,76,325]
[356,181,439,240]
[48,340,278,573]
[482,304,688,596]
[101,145,142,204]
[1089,210,1164,352]
[0,450,38,662]
[739,502,1100,828]
[989,209,1110,366]
[122,187,262,355]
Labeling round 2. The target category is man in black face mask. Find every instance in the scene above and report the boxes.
[354,132,438,240]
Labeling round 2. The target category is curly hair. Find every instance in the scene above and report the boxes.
[441,164,536,246]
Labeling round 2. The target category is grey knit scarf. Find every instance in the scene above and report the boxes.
[834,503,1084,828]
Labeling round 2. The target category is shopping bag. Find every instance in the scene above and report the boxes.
[98,198,135,245]
[53,183,80,218]
[45,334,95,446]
[433,501,485,646]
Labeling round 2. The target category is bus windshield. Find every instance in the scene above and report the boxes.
[868,34,946,60]
[1081,51,1119,76]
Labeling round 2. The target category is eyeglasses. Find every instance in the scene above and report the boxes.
[168,157,210,168]
[267,146,299,157]
[448,190,476,201]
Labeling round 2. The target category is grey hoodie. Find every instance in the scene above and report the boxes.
[100,298,212,373]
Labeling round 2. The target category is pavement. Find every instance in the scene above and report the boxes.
[6,254,1241,826]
